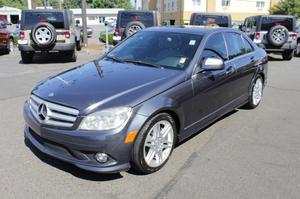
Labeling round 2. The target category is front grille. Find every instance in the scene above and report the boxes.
[29,94,79,128]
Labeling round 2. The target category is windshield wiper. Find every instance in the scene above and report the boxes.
[123,60,162,68]
[105,55,124,63]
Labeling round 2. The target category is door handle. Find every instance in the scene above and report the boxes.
[225,67,235,75]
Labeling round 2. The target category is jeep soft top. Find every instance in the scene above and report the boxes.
[190,13,232,27]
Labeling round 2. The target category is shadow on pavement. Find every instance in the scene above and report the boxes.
[24,139,123,181]
[268,55,283,61]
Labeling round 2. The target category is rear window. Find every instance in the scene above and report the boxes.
[261,17,294,31]
[119,12,154,28]
[191,15,229,27]
[24,12,65,29]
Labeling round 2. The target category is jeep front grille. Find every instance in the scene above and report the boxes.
[29,94,79,128]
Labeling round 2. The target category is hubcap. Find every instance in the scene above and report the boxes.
[252,78,263,106]
[127,25,142,36]
[143,120,174,168]
[35,27,52,44]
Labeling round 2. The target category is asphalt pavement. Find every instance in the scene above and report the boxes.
[0,50,300,199]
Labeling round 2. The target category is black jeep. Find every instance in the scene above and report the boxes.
[241,15,297,60]
[190,13,232,27]
[18,9,81,63]
[113,10,159,44]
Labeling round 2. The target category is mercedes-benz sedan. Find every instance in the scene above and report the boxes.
[23,27,268,174]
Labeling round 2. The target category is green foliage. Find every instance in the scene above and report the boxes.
[0,0,26,9]
[270,0,300,17]
[100,32,114,45]
[63,0,80,9]
[50,0,60,9]
[92,0,132,10]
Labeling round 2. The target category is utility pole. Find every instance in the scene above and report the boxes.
[81,0,88,47]
[27,0,32,9]
[44,0,47,9]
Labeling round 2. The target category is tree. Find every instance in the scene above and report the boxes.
[50,0,60,8]
[62,0,80,8]
[270,0,300,17]
[92,0,132,9]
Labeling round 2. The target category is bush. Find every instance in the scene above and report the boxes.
[100,32,114,45]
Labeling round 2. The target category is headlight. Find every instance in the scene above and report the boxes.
[79,107,132,131]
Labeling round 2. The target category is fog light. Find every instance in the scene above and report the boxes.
[95,153,108,163]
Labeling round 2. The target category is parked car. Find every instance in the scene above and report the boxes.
[76,25,93,37]
[241,15,297,60]
[24,27,268,174]
[190,13,232,27]
[0,20,14,54]
[18,9,82,63]
[113,10,159,44]
[294,25,300,57]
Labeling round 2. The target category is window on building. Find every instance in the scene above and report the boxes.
[192,0,201,6]
[221,0,230,7]
[171,1,175,11]
[256,1,265,8]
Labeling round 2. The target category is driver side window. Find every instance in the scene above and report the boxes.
[202,32,228,61]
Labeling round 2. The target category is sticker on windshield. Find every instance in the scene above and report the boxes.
[179,57,187,64]
[189,40,196,45]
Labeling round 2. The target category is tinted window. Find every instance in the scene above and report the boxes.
[192,15,229,27]
[224,33,247,59]
[108,31,203,70]
[261,17,293,31]
[242,37,254,53]
[24,12,65,29]
[204,33,228,60]
[120,12,154,28]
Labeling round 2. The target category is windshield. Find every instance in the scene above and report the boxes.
[192,15,229,27]
[120,12,154,28]
[107,31,203,70]
[24,12,65,29]
[261,17,294,31]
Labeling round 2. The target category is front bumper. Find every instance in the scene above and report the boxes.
[23,102,147,173]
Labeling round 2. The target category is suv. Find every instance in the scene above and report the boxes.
[0,21,14,54]
[241,15,297,60]
[113,10,159,44]
[190,13,232,27]
[18,9,81,63]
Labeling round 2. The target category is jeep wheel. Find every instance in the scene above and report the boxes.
[32,22,56,48]
[125,21,146,38]
[295,41,300,57]
[66,49,77,62]
[267,25,289,47]
[282,50,293,60]
[21,51,34,64]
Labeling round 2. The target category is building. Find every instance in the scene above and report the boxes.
[0,6,21,24]
[142,0,279,25]
[70,8,124,25]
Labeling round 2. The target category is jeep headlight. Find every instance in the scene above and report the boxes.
[79,107,132,131]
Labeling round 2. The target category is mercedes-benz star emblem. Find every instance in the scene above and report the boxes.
[38,103,48,120]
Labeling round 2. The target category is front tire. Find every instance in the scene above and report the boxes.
[131,113,176,174]
[244,75,264,109]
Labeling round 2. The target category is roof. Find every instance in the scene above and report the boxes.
[191,12,231,17]
[0,6,21,14]
[144,26,229,35]
[249,15,296,18]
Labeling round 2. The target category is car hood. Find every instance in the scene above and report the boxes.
[32,59,185,114]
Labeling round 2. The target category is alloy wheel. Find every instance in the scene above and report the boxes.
[143,120,174,168]
[35,27,52,45]
[252,78,263,106]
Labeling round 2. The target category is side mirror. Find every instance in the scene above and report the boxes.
[202,58,224,71]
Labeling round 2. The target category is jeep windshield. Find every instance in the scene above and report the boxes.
[191,15,229,27]
[261,17,294,31]
[106,31,202,70]
[120,12,154,28]
[24,12,65,29]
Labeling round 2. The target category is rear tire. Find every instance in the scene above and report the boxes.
[76,39,81,51]
[66,49,77,62]
[282,50,293,60]
[244,75,264,109]
[294,41,300,57]
[21,51,34,64]
[5,38,14,54]
[131,113,176,174]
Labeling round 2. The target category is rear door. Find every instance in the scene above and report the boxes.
[224,32,257,102]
